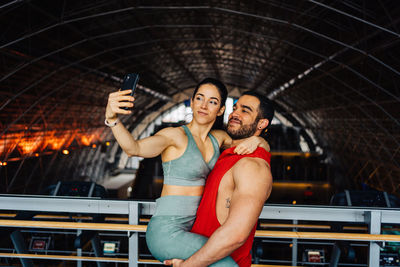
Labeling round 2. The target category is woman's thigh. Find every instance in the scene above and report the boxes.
[146,216,238,266]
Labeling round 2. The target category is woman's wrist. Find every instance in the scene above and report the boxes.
[105,117,119,127]
[105,116,117,121]
[105,111,117,120]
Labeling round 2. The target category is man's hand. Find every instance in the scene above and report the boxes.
[163,259,184,266]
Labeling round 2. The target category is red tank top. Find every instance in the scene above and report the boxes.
[191,147,271,267]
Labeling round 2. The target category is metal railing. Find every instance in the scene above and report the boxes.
[0,194,400,266]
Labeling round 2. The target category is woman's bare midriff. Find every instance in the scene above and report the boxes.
[161,184,204,197]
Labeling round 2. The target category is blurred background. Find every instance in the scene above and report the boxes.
[1,0,398,203]
[1,1,400,265]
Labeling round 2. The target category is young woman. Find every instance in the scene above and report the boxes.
[105,78,268,266]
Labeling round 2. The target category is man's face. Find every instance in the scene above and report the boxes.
[226,95,261,139]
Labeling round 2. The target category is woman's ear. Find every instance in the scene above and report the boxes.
[217,106,226,116]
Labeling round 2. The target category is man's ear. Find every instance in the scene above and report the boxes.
[217,105,226,116]
[257,119,269,130]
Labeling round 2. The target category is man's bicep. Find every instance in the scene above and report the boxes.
[226,190,266,239]
[224,159,272,239]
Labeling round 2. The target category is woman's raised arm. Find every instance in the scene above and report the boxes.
[211,130,270,154]
[105,90,174,158]
[233,136,270,154]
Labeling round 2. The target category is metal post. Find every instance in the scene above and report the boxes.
[77,229,82,267]
[329,242,341,267]
[292,219,298,266]
[10,230,34,267]
[366,211,381,267]
[383,192,391,208]
[91,234,106,267]
[344,190,352,206]
[128,201,139,267]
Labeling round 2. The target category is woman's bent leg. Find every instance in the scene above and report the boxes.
[146,215,238,266]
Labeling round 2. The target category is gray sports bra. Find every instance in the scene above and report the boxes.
[162,125,220,186]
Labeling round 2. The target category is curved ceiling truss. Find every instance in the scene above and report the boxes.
[0,0,399,195]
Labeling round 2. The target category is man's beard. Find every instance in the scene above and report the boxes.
[226,118,259,139]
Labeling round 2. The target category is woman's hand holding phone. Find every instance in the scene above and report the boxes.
[105,73,139,121]
[105,90,135,121]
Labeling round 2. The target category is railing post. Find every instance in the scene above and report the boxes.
[76,229,82,267]
[10,230,34,267]
[129,201,139,267]
[366,210,381,267]
[292,219,298,266]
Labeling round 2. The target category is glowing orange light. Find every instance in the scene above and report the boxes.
[48,137,67,150]
[286,165,291,171]
[18,139,43,154]
[1,127,103,158]
[62,149,69,155]
[273,182,331,189]
[80,136,90,146]
[78,130,101,147]
[292,200,297,205]
[92,144,97,148]
[1,133,23,157]
[289,244,293,248]
[105,142,110,146]
[0,162,7,166]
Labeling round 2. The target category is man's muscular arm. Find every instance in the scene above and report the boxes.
[168,157,272,267]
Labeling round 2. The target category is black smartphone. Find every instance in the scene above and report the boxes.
[121,73,139,110]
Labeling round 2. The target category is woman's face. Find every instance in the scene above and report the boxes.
[191,83,225,124]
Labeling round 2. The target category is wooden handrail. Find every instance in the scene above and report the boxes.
[259,223,400,232]
[260,223,369,231]
[0,253,288,266]
[137,259,295,267]
[1,214,398,232]
[260,223,331,229]
[1,219,399,242]
[0,252,128,262]
[0,213,143,222]
[256,230,400,242]
[0,219,146,232]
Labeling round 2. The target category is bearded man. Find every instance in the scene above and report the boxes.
[165,91,274,267]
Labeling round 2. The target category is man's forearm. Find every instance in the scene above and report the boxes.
[182,225,245,267]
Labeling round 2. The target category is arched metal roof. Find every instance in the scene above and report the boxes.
[0,1,399,195]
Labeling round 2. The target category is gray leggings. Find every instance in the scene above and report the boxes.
[145,196,238,266]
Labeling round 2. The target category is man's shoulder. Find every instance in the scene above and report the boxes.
[231,156,272,194]
[232,156,271,183]
[234,156,269,170]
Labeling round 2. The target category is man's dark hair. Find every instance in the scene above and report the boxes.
[192,78,228,108]
[242,91,275,127]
